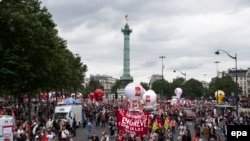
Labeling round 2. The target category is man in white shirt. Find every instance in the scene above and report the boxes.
[16,126,24,138]
[46,118,53,128]
[61,125,70,141]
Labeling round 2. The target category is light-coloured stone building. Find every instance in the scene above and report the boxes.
[224,68,250,96]
[89,74,117,98]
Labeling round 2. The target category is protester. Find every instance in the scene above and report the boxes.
[100,131,109,141]
[60,125,70,141]
[90,132,100,141]
[87,121,93,135]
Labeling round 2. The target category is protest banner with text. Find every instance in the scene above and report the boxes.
[116,107,149,135]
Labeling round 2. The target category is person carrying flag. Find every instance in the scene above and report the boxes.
[170,118,176,134]
[152,116,159,131]
[0,107,3,115]
[164,115,170,130]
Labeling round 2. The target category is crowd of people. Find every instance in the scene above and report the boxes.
[1,98,250,141]
[80,99,250,141]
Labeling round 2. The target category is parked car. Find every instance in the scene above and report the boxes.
[183,108,196,121]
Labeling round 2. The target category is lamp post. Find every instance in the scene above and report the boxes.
[159,56,165,100]
[215,49,238,117]
[214,61,220,104]
[173,69,186,81]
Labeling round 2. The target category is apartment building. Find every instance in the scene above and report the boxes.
[148,74,163,89]
[228,68,250,96]
[89,74,117,97]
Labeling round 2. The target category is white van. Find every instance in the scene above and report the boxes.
[53,104,82,127]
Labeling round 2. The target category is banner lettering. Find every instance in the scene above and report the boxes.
[116,107,149,135]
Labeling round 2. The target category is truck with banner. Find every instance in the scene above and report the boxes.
[0,115,14,141]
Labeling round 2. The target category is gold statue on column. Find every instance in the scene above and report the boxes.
[125,15,128,24]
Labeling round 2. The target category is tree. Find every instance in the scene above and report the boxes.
[140,82,149,90]
[169,77,186,97]
[151,79,170,98]
[110,79,121,99]
[111,79,121,93]
[209,76,240,97]
[0,0,88,118]
[85,79,104,95]
[183,78,204,98]
[0,0,60,96]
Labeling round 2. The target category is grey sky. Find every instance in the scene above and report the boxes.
[41,0,250,83]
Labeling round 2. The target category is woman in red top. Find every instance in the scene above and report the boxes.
[117,131,125,141]
[0,107,3,115]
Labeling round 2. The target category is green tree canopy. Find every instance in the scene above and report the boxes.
[84,79,104,96]
[0,0,87,98]
[140,82,149,90]
[151,79,170,98]
[183,78,204,98]
[209,76,241,97]
[169,77,186,96]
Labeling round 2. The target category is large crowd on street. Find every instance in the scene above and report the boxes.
[1,98,250,141]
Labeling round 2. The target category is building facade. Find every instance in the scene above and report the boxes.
[247,68,250,96]
[89,74,117,98]
[148,74,163,89]
[227,68,250,96]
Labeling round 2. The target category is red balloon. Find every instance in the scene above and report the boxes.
[95,89,104,95]
[39,93,48,99]
[94,89,104,101]
[88,92,95,100]
[94,92,99,101]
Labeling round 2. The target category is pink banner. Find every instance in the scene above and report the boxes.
[116,107,149,135]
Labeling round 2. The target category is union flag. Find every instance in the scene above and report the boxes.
[152,117,159,131]
[164,116,170,130]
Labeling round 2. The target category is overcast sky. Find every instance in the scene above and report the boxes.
[41,0,250,84]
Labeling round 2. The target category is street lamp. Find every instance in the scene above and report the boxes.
[215,49,238,117]
[173,69,186,81]
[214,61,220,104]
[159,56,165,100]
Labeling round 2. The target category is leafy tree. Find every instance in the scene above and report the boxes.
[110,79,121,99]
[70,54,87,94]
[111,79,121,94]
[169,77,186,97]
[140,82,149,90]
[0,0,59,96]
[209,76,241,97]
[151,79,170,98]
[0,0,88,118]
[85,79,104,95]
[203,87,210,99]
[183,78,204,98]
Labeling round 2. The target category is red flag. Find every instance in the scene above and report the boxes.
[41,130,48,141]
[193,129,197,141]
[0,108,3,115]
[148,116,152,126]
